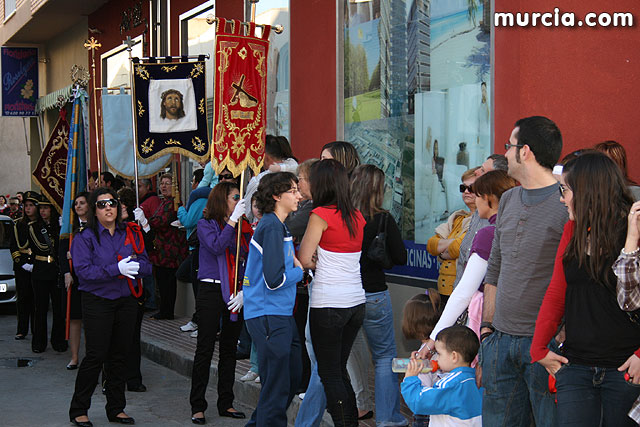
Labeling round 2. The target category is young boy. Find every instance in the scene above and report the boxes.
[401,325,482,426]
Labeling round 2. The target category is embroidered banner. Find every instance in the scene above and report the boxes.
[32,110,69,213]
[102,88,171,178]
[1,47,39,116]
[212,19,271,177]
[132,60,209,163]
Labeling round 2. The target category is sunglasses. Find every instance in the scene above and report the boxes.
[558,183,570,197]
[460,184,474,193]
[219,174,234,180]
[505,142,525,151]
[96,199,119,209]
[231,194,240,201]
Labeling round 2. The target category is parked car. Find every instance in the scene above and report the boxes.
[0,215,17,304]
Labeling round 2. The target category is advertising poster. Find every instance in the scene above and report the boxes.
[1,47,39,116]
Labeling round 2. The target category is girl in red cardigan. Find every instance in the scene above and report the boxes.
[531,152,640,426]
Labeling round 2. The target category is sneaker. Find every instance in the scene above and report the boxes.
[190,330,198,338]
[170,220,184,228]
[254,376,261,384]
[298,393,305,400]
[240,371,259,382]
[180,321,198,332]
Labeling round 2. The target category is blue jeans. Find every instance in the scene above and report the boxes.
[295,282,326,427]
[555,363,640,426]
[479,330,557,427]
[361,291,407,426]
[142,274,156,310]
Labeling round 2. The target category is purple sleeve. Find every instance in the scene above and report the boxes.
[469,225,496,261]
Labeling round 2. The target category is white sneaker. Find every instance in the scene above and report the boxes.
[240,371,259,382]
[190,330,198,338]
[254,376,261,384]
[298,393,305,400]
[180,321,198,332]
[171,220,184,229]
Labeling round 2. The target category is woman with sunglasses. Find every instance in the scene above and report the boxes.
[190,181,251,424]
[426,167,479,302]
[68,188,152,427]
[531,152,640,426]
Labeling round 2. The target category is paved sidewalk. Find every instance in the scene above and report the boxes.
[141,315,414,426]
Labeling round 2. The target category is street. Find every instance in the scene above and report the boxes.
[0,307,251,427]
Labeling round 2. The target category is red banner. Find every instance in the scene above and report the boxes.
[32,110,69,213]
[212,19,270,177]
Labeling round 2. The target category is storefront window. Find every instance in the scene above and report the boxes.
[102,38,143,88]
[343,0,492,281]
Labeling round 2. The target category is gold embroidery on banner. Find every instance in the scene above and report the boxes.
[189,63,204,79]
[141,138,154,154]
[230,110,254,120]
[217,41,240,73]
[238,47,247,60]
[192,137,205,153]
[39,125,68,198]
[135,65,150,80]
[137,100,145,117]
[165,139,181,146]
[161,65,178,72]
[231,134,247,156]
[230,75,258,108]
[198,98,205,115]
[248,43,267,78]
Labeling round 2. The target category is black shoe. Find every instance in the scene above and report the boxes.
[358,410,374,420]
[53,345,68,352]
[219,409,245,419]
[70,417,93,427]
[127,384,147,392]
[107,415,135,424]
[15,334,26,340]
[235,352,250,360]
[32,348,44,353]
[66,363,78,370]
[191,416,206,425]
[150,312,174,320]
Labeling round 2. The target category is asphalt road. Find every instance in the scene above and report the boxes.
[0,306,251,427]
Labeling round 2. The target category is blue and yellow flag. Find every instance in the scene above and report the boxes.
[60,90,88,239]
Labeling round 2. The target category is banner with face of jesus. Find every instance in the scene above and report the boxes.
[212,19,271,177]
[132,60,210,163]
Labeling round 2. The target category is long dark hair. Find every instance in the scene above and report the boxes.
[204,182,239,224]
[86,187,123,243]
[563,152,634,289]
[72,191,90,234]
[321,141,360,175]
[310,159,359,237]
[594,140,638,186]
[350,164,386,219]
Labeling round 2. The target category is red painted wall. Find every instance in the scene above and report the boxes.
[494,0,640,181]
[290,1,337,161]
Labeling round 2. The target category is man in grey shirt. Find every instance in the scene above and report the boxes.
[479,116,568,426]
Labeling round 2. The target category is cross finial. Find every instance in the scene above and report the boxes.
[84,37,102,51]
[123,36,135,51]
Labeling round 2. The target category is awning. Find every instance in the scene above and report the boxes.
[35,84,74,114]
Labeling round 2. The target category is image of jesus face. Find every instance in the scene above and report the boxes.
[161,89,185,120]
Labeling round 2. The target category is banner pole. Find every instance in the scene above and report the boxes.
[84,37,102,182]
[124,36,141,207]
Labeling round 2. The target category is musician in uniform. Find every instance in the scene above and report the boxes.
[28,193,66,353]
[10,191,38,340]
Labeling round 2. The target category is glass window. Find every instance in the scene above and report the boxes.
[4,0,16,20]
[254,0,290,140]
[342,0,492,281]
[101,38,143,88]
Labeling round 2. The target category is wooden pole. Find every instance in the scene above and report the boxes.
[84,37,102,181]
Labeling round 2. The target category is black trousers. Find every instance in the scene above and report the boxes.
[32,278,66,352]
[293,291,311,391]
[125,301,144,387]
[155,266,177,318]
[190,281,242,414]
[14,268,34,336]
[310,304,365,427]
[69,292,137,420]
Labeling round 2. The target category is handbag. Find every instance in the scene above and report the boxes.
[367,212,393,270]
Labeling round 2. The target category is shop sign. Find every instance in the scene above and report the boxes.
[1,47,38,117]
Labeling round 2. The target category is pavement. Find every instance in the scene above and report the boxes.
[1,305,413,426]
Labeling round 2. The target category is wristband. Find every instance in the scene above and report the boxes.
[480,321,495,331]
[622,247,640,256]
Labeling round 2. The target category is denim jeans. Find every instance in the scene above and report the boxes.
[310,304,365,427]
[360,291,408,426]
[479,330,557,427]
[555,363,640,426]
[346,330,373,411]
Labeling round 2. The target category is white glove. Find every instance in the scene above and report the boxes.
[133,207,148,228]
[64,272,73,290]
[58,216,63,227]
[227,290,244,312]
[230,199,246,222]
[117,256,140,279]
[22,263,33,272]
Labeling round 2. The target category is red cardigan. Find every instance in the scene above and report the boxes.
[530,220,640,362]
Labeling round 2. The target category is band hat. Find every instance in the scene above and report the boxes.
[38,194,53,206]
[24,191,42,205]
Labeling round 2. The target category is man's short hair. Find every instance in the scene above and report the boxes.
[435,325,480,365]
[193,168,204,184]
[488,154,508,171]
[139,179,152,190]
[514,116,562,170]
[160,89,186,119]
[101,171,115,186]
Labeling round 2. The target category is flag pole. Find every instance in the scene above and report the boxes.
[124,36,141,207]
[231,0,259,298]
[84,37,102,182]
